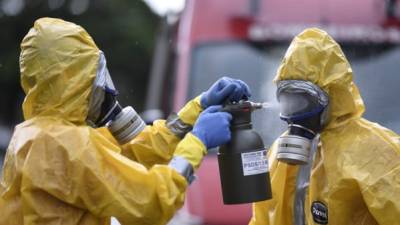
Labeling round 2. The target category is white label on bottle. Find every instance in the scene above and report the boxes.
[241,150,268,176]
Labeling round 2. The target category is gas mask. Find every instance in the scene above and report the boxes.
[276,80,329,165]
[86,51,146,144]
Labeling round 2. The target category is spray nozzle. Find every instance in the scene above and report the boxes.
[220,100,266,126]
[249,102,264,110]
[221,100,266,113]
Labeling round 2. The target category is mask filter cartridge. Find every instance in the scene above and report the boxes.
[277,124,315,165]
[107,105,146,145]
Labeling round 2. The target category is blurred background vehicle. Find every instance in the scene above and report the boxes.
[1,0,400,224]
[142,0,400,224]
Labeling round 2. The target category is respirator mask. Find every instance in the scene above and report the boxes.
[86,51,146,144]
[276,80,329,165]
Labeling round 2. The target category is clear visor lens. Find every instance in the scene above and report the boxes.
[278,92,320,118]
[86,51,117,126]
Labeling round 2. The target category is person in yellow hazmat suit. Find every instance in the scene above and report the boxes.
[0,18,252,225]
[250,28,400,225]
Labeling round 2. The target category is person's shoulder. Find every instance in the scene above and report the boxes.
[346,119,400,187]
[7,118,51,149]
[355,118,399,149]
[324,118,399,162]
[19,118,94,151]
[12,118,120,153]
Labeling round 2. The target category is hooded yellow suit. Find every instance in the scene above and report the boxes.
[250,28,400,225]
[0,18,205,225]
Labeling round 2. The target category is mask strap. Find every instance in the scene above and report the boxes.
[105,86,118,96]
[293,134,320,225]
[97,101,121,126]
[280,104,325,123]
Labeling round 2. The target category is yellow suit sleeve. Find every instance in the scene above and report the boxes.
[356,139,400,225]
[173,132,207,171]
[177,95,203,126]
[120,120,181,168]
[113,96,203,168]
[361,168,400,225]
[21,127,188,225]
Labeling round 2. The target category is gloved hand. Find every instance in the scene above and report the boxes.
[201,77,251,108]
[192,105,232,149]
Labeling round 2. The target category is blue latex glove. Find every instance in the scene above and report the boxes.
[192,105,232,149]
[200,77,251,108]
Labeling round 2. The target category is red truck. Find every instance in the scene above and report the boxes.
[143,0,400,224]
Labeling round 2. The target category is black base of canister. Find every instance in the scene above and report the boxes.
[218,151,272,204]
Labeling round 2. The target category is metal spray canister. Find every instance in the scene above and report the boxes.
[218,100,272,204]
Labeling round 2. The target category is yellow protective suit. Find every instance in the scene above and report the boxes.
[0,18,205,225]
[250,28,400,225]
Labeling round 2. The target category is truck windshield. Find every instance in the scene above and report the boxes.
[187,41,400,146]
